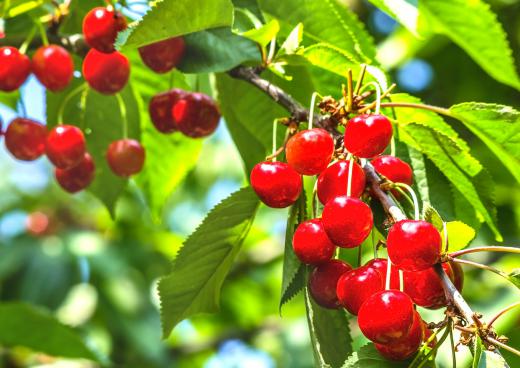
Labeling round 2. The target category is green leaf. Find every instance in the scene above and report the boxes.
[305,287,353,368]
[343,343,409,368]
[240,19,280,47]
[423,205,443,231]
[450,103,520,184]
[117,0,234,50]
[477,349,509,368]
[443,221,476,252]
[0,90,19,111]
[507,268,520,290]
[3,0,45,18]
[278,23,303,56]
[158,187,259,336]
[407,146,430,206]
[0,302,101,362]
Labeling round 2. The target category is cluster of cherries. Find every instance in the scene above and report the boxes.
[251,113,464,360]
[0,5,220,193]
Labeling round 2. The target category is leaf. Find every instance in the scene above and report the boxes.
[0,302,101,362]
[305,287,353,368]
[423,205,443,231]
[240,19,280,47]
[158,187,259,336]
[0,90,19,111]
[443,221,476,252]
[367,0,419,36]
[343,343,409,368]
[449,103,520,184]
[507,269,520,290]
[278,23,304,55]
[117,0,234,50]
[477,349,509,368]
[178,27,261,73]
[407,146,430,206]
[3,0,45,18]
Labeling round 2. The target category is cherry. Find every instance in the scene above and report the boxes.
[317,160,366,204]
[308,259,352,309]
[371,155,413,197]
[149,89,186,133]
[321,196,373,248]
[336,265,383,315]
[139,37,186,73]
[55,153,95,193]
[344,114,393,158]
[83,49,130,95]
[357,289,415,344]
[403,263,454,309]
[0,47,31,92]
[285,128,334,175]
[450,260,464,292]
[46,125,86,169]
[365,258,400,290]
[250,161,302,208]
[106,139,145,177]
[83,7,127,53]
[292,219,335,265]
[32,45,74,92]
[375,311,423,360]
[387,220,442,271]
[4,118,46,161]
[172,93,220,138]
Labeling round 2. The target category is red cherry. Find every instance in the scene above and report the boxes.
[309,259,352,309]
[250,161,302,208]
[106,139,145,177]
[83,49,130,95]
[46,125,86,169]
[336,265,383,315]
[32,45,74,92]
[0,47,31,92]
[358,289,415,344]
[317,160,366,204]
[292,219,335,265]
[403,263,454,309]
[321,196,373,248]
[285,128,334,175]
[139,37,185,73]
[344,114,393,158]
[364,258,400,290]
[4,118,46,161]
[450,260,464,292]
[387,220,442,271]
[83,7,127,53]
[55,153,95,193]
[172,93,220,138]
[375,311,424,360]
[149,89,186,133]
[371,155,413,198]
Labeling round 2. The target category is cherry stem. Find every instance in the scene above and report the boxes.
[36,20,49,46]
[311,179,318,219]
[346,69,353,112]
[409,323,446,367]
[450,246,520,258]
[308,92,321,130]
[486,336,520,358]
[357,81,382,114]
[379,102,451,117]
[19,26,37,54]
[488,302,520,328]
[450,258,510,282]
[346,156,354,197]
[57,83,88,123]
[415,321,452,368]
[115,93,128,138]
[392,186,415,210]
[353,64,367,97]
[449,327,457,368]
[357,83,395,114]
[385,257,392,290]
[393,182,419,220]
[399,269,404,292]
[443,221,449,253]
[271,119,278,160]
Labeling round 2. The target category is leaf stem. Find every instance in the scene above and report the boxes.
[450,246,520,258]
[378,102,451,116]
[19,26,37,54]
[57,83,88,123]
[486,337,520,358]
[487,302,520,328]
[449,258,509,280]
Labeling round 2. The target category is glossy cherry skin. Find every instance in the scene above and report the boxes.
[403,263,454,309]
[149,89,186,133]
[172,93,220,138]
[337,265,383,315]
[139,37,186,73]
[371,155,413,197]
[32,45,74,92]
[83,49,130,95]
[309,259,352,309]
[387,220,442,272]
[250,161,302,208]
[4,118,46,161]
[450,260,464,292]
[375,311,424,360]
[83,7,127,53]
[55,153,95,193]
[285,128,334,176]
[358,290,415,344]
[46,125,86,169]
[106,139,145,177]
[292,219,335,265]
[365,258,400,290]
[344,114,393,158]
[321,196,373,248]
[317,160,366,204]
[0,47,31,92]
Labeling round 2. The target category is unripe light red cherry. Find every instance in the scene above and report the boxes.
[32,45,74,92]
[139,37,185,73]
[250,161,302,208]
[4,118,46,161]
[358,290,415,344]
[322,196,373,248]
[106,139,145,177]
[365,258,400,290]
[149,89,186,133]
[46,125,86,169]
[387,220,441,271]
[292,219,335,265]
[285,128,334,175]
[83,7,127,53]
[403,263,454,309]
[344,114,393,158]
[309,259,352,309]
[83,49,130,95]
[450,260,464,292]
[172,93,220,138]
[371,155,413,198]
[317,160,366,204]
[55,153,95,193]
[336,265,383,315]
[375,311,424,360]
[0,47,31,92]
